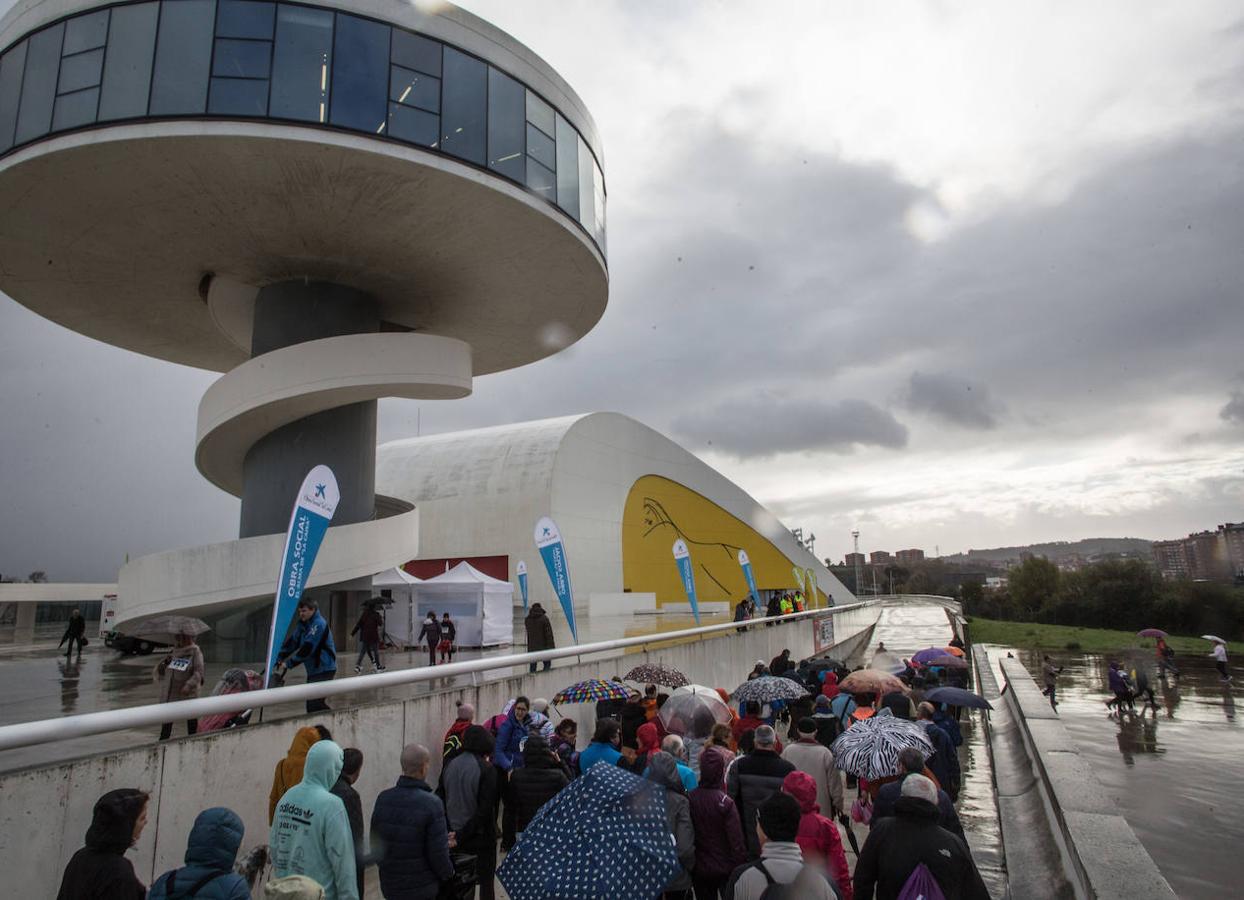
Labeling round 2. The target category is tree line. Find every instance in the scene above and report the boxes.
[960,557,1244,639]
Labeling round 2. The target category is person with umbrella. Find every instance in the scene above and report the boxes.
[155,627,206,741]
[1041,654,1063,709]
[1154,635,1179,678]
[1208,637,1232,684]
[350,601,385,674]
[59,608,87,661]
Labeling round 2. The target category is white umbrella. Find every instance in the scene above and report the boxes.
[1202,635,1228,644]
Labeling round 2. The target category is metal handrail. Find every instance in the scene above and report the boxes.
[0,601,880,752]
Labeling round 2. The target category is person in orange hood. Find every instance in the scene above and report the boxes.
[269,726,322,823]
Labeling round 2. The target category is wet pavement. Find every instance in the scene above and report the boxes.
[863,604,1008,897]
[991,645,1240,899]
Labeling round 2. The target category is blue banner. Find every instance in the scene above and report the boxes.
[516,560,529,611]
[264,465,339,687]
[534,517,577,642]
[738,549,760,610]
[673,538,700,625]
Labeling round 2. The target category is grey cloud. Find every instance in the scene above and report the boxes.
[1221,391,1244,424]
[905,371,1003,429]
[672,395,908,459]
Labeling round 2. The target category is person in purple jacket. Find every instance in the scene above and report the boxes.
[688,747,747,900]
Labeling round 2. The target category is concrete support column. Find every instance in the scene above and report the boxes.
[14,602,36,643]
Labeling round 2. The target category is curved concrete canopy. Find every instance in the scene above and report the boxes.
[0,123,607,374]
[196,331,473,496]
[115,499,418,627]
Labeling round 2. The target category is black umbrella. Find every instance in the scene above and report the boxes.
[924,686,992,710]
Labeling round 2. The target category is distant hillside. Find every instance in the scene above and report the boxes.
[942,537,1153,565]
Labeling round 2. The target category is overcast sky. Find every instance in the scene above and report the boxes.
[2,0,1243,581]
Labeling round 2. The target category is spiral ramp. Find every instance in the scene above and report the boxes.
[115,330,474,628]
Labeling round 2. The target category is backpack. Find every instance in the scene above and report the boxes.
[754,860,795,899]
[754,861,834,899]
[896,862,947,900]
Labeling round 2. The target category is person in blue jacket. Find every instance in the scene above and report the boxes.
[494,696,532,771]
[276,598,337,713]
[370,743,454,900]
[148,807,252,899]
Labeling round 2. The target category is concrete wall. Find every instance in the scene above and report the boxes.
[0,607,879,897]
[984,651,1177,899]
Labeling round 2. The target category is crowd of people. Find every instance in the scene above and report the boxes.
[58,636,990,900]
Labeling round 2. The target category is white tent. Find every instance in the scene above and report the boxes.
[373,567,422,648]
[413,561,514,647]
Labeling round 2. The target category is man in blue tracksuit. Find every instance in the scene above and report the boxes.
[276,598,338,713]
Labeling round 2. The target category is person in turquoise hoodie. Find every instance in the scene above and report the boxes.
[270,740,358,900]
[148,807,251,899]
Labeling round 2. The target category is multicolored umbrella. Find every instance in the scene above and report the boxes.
[1137,628,1168,638]
[830,715,935,781]
[623,663,690,688]
[731,675,809,704]
[925,686,993,710]
[838,669,908,696]
[552,679,631,705]
[659,689,732,738]
[498,764,679,900]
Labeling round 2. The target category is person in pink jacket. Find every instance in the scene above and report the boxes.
[782,770,853,900]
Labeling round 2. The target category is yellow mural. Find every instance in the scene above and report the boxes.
[621,475,824,607]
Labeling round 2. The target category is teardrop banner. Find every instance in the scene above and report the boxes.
[792,566,805,592]
[673,538,701,625]
[516,560,529,611]
[738,549,760,610]
[806,567,817,607]
[264,464,339,687]
[534,516,578,642]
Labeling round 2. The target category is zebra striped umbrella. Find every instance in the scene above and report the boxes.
[731,675,810,704]
[830,715,934,781]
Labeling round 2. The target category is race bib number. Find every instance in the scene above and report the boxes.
[168,658,191,673]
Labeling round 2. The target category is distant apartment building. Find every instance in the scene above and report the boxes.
[1152,523,1243,582]
[895,548,925,565]
[845,552,866,567]
[869,551,894,565]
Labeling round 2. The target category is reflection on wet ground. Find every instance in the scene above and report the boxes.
[866,605,1007,896]
[0,610,759,770]
[999,645,1241,898]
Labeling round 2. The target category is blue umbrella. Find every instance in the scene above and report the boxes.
[498,763,680,899]
[925,686,993,710]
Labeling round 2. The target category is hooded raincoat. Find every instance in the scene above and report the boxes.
[56,788,148,900]
[688,747,747,880]
[269,741,359,900]
[148,807,251,899]
[270,727,322,823]
[783,771,853,900]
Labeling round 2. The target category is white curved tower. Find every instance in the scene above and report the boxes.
[0,0,607,655]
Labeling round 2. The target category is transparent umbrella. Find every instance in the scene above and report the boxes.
[130,615,210,646]
[659,689,732,738]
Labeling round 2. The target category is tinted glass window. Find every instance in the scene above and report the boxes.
[592,156,607,249]
[63,10,110,56]
[14,24,64,145]
[52,87,99,130]
[387,102,437,146]
[526,157,555,201]
[525,89,554,137]
[554,113,579,218]
[216,1,275,39]
[212,39,272,78]
[391,30,440,76]
[440,47,485,164]
[149,0,217,115]
[330,13,388,134]
[209,77,268,115]
[58,48,104,94]
[0,42,29,152]
[487,66,523,181]
[98,2,158,121]
[389,65,438,112]
[269,4,332,123]
[577,134,595,233]
[526,121,554,170]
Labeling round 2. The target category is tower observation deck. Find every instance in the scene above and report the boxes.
[0,0,608,654]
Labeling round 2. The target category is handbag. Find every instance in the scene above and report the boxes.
[437,851,478,900]
[850,794,873,824]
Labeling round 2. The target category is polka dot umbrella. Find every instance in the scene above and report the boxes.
[497,763,680,899]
